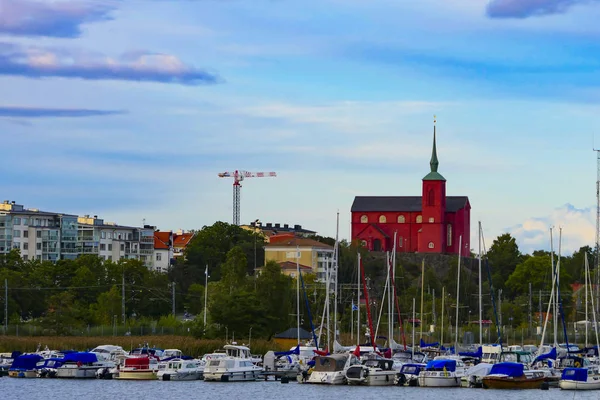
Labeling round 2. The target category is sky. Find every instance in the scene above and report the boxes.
[1,0,600,255]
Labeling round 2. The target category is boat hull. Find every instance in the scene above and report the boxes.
[117,370,157,380]
[418,373,461,387]
[346,371,397,386]
[9,370,36,378]
[204,370,261,382]
[560,379,600,390]
[306,371,346,385]
[158,371,202,381]
[482,376,545,389]
[56,366,98,379]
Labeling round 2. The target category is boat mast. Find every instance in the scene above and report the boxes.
[455,235,462,351]
[441,286,445,346]
[551,228,557,347]
[357,253,361,346]
[586,254,600,353]
[333,211,339,344]
[392,231,397,346]
[297,244,300,345]
[420,259,425,343]
[586,252,589,348]
[478,221,483,346]
[412,297,416,359]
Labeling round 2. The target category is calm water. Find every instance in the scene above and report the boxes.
[2,379,599,400]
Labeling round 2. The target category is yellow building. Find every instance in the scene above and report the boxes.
[264,236,334,280]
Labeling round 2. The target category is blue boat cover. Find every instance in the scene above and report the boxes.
[425,359,456,372]
[400,363,425,374]
[10,351,22,359]
[532,347,557,364]
[63,352,98,363]
[489,362,524,377]
[561,368,587,382]
[420,339,439,348]
[459,346,482,358]
[10,354,43,370]
[275,345,300,357]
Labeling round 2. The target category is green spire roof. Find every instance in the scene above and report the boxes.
[423,124,446,181]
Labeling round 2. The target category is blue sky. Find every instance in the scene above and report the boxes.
[1,0,599,254]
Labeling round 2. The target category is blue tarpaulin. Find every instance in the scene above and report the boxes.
[459,346,482,358]
[533,347,557,364]
[425,359,456,372]
[489,362,524,377]
[275,345,300,357]
[10,354,43,370]
[561,368,587,382]
[420,339,439,348]
[63,352,98,364]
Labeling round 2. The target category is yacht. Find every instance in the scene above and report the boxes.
[417,357,466,387]
[55,352,109,379]
[9,354,43,378]
[157,359,203,381]
[306,354,354,385]
[396,363,426,386]
[559,367,600,390]
[117,356,158,380]
[203,344,262,382]
[482,362,545,389]
[345,357,397,386]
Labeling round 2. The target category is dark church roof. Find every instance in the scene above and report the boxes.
[351,196,469,213]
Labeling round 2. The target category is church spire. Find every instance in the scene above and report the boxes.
[423,115,446,181]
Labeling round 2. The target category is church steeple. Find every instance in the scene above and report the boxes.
[423,116,446,181]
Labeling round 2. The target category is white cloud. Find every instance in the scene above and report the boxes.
[507,203,595,255]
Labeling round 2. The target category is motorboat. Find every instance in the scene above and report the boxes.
[418,358,465,387]
[345,357,396,386]
[203,344,262,382]
[9,354,43,378]
[559,367,600,390]
[56,352,107,379]
[117,356,158,380]
[157,359,203,381]
[482,362,545,389]
[36,358,63,378]
[90,345,128,362]
[462,362,493,388]
[396,363,426,386]
[306,354,354,385]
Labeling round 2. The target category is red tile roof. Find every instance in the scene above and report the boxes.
[173,233,194,248]
[277,261,313,271]
[154,231,171,250]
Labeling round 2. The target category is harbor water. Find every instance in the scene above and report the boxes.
[3,379,599,400]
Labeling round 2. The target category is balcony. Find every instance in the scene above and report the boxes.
[140,237,154,243]
[61,248,79,254]
[79,247,99,254]
[140,249,153,255]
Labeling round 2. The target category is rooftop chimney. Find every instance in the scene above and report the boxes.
[283,224,289,229]
[275,223,280,228]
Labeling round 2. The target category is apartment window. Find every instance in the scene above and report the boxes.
[108,244,112,251]
[23,230,28,238]
[36,243,41,250]
[118,234,122,240]
[13,243,19,250]
[22,218,28,226]
[156,253,162,261]
[36,231,41,238]
[13,230,20,238]
[101,231,106,239]
[120,244,125,251]
[23,255,28,261]
[34,218,40,225]
[100,244,106,251]
[127,233,132,240]
[429,217,435,223]
[23,243,28,250]
[108,232,113,239]
[108,256,112,261]
[13,217,20,225]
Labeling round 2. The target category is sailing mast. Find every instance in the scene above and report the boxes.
[420,259,425,343]
[455,235,462,351]
[586,251,589,348]
[586,254,600,352]
[296,245,300,345]
[357,253,361,346]
[333,211,339,344]
[478,221,483,346]
[441,287,445,346]
[550,228,558,347]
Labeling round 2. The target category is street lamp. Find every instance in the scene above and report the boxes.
[249,327,252,347]
[254,219,260,271]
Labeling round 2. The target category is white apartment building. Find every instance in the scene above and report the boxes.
[0,201,156,269]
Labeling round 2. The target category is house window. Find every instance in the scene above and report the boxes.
[447,224,452,246]
[23,255,28,261]
[428,189,435,206]
[101,231,106,239]
[13,218,20,225]
[429,217,435,223]
[108,244,112,251]
[23,230,28,238]
[156,253,162,261]
[120,244,125,251]
[379,215,387,223]
[398,237,403,247]
[36,243,41,250]
[22,218,28,226]
[360,215,368,223]
[397,215,405,223]
[23,243,28,250]
[100,244,106,251]
[36,231,41,238]
[428,242,434,249]
[13,230,20,238]
[416,215,422,223]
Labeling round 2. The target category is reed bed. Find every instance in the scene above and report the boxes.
[0,336,286,357]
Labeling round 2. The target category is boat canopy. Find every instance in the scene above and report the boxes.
[561,368,587,382]
[489,362,524,377]
[459,346,482,358]
[63,352,98,364]
[532,347,557,364]
[11,354,43,370]
[275,345,300,357]
[420,339,439,348]
[425,359,456,372]
[125,357,150,367]
[399,363,425,375]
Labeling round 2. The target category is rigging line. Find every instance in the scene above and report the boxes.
[9,284,114,290]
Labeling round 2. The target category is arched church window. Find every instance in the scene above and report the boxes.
[447,224,452,246]
[398,237,403,247]
[429,217,434,223]
[361,240,367,247]
[397,215,405,223]
[360,215,368,223]
[427,189,435,206]
[416,215,422,224]
[428,242,434,249]
[379,215,387,223]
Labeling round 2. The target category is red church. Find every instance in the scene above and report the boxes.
[351,124,471,257]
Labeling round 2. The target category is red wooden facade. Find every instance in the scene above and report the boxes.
[350,127,471,257]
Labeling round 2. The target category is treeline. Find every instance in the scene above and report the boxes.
[0,223,594,340]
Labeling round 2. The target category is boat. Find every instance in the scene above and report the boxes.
[559,367,600,390]
[462,362,493,388]
[482,362,545,389]
[306,354,353,385]
[157,358,203,381]
[9,354,42,378]
[55,352,105,379]
[345,357,397,386]
[396,363,426,386]
[36,358,64,378]
[203,344,262,382]
[117,356,158,380]
[417,358,464,387]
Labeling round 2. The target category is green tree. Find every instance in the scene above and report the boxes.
[255,260,293,334]
[487,233,522,293]
[185,283,205,316]
[90,285,122,325]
